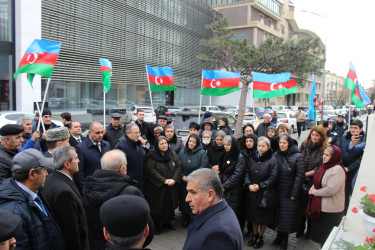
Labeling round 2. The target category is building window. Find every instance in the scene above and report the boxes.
[266,19,272,27]
[259,14,263,22]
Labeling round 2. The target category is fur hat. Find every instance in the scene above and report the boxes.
[46,127,70,142]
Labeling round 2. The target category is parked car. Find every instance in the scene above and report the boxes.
[154,105,181,123]
[218,105,237,115]
[241,113,260,130]
[269,112,297,133]
[322,110,337,121]
[126,106,155,123]
[173,111,236,138]
[0,111,64,128]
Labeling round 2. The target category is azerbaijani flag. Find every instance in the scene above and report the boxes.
[201,70,240,96]
[146,65,178,91]
[252,72,298,98]
[99,58,112,93]
[345,62,372,108]
[307,74,317,121]
[13,39,62,85]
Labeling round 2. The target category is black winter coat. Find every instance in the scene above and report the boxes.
[168,134,184,154]
[0,178,65,250]
[206,142,224,169]
[274,145,305,233]
[299,140,323,184]
[178,145,208,177]
[0,144,17,181]
[244,149,278,225]
[104,124,124,149]
[82,169,153,250]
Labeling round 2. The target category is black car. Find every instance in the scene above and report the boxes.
[155,105,181,123]
[173,111,236,137]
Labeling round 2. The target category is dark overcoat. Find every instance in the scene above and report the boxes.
[183,199,243,250]
[206,142,224,169]
[43,171,90,250]
[75,137,110,192]
[143,150,181,216]
[274,144,305,233]
[244,149,278,225]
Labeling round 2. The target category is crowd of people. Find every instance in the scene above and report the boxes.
[0,107,368,249]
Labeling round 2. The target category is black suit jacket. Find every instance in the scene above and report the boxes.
[75,137,110,192]
[69,135,86,148]
[43,171,90,250]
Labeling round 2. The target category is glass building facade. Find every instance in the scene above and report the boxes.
[0,0,14,111]
[40,0,219,112]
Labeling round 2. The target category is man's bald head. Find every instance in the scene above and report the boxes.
[101,150,127,174]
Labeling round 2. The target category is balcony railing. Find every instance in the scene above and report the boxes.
[258,0,281,15]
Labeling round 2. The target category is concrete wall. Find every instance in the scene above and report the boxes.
[15,0,41,112]
[344,115,375,234]
[218,6,248,26]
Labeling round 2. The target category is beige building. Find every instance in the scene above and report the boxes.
[205,0,325,107]
[325,71,346,106]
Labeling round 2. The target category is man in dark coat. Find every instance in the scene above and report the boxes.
[43,146,90,250]
[82,149,154,250]
[104,113,124,149]
[115,124,145,189]
[134,109,150,137]
[334,113,348,138]
[256,113,271,137]
[0,149,65,250]
[68,121,86,148]
[75,121,110,193]
[0,124,24,180]
[183,168,243,250]
[339,119,366,213]
[44,127,71,158]
[100,195,152,250]
[33,109,60,153]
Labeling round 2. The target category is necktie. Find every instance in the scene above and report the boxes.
[95,143,101,153]
[34,196,48,216]
[77,138,81,143]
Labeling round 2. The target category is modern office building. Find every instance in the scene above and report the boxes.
[203,0,326,107]
[2,0,220,113]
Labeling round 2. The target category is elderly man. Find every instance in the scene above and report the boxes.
[100,195,151,250]
[116,124,144,189]
[83,149,153,250]
[69,121,85,148]
[33,109,60,153]
[43,146,89,250]
[0,124,24,180]
[17,117,40,152]
[104,113,124,149]
[75,121,110,193]
[44,127,71,158]
[0,149,65,249]
[256,113,271,137]
[183,168,243,250]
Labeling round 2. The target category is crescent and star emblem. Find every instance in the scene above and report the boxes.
[270,83,283,90]
[210,79,221,88]
[26,53,38,64]
[155,76,163,85]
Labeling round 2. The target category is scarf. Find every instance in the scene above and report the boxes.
[307,145,346,219]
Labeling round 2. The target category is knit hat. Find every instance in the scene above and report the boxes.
[42,109,52,117]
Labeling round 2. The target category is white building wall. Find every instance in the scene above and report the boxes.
[15,0,42,112]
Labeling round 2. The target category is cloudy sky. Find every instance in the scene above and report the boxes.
[291,0,374,88]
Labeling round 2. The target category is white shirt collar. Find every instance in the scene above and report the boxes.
[57,170,73,181]
[15,181,37,200]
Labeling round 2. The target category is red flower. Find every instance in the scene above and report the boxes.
[373,228,375,233]
[365,236,370,243]
[368,194,375,203]
[370,237,374,242]
[352,207,358,213]
[360,186,368,192]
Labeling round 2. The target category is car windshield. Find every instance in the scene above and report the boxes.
[277,113,287,118]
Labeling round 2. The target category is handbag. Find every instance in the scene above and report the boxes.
[259,181,278,208]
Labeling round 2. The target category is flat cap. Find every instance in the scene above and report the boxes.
[111,113,121,118]
[0,209,22,241]
[42,109,52,117]
[12,148,53,172]
[46,127,70,142]
[317,120,328,128]
[0,124,24,136]
[157,115,167,120]
[100,195,150,238]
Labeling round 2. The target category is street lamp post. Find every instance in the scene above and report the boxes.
[300,9,327,120]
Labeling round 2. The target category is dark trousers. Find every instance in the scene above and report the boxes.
[297,122,305,137]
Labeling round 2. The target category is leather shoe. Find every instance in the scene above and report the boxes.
[273,233,282,246]
[248,234,258,247]
[164,222,176,230]
[253,237,264,249]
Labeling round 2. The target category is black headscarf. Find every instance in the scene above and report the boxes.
[244,134,258,156]
[219,135,240,164]
[148,136,172,162]
[277,135,295,155]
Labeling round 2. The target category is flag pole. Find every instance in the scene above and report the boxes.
[32,86,45,133]
[198,71,204,123]
[37,78,51,132]
[348,89,351,123]
[145,66,155,122]
[103,89,106,125]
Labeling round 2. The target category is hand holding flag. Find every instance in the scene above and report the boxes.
[13,39,62,85]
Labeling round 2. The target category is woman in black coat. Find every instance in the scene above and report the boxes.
[273,135,304,249]
[206,130,226,174]
[201,130,213,152]
[219,135,245,228]
[238,123,256,150]
[244,136,278,249]
[164,124,184,154]
[218,117,232,135]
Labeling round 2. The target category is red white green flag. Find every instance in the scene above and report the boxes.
[146,65,178,91]
[99,58,112,93]
[252,72,298,98]
[13,39,62,86]
[201,70,240,96]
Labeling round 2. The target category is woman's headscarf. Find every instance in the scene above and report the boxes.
[307,145,346,219]
[277,135,295,154]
